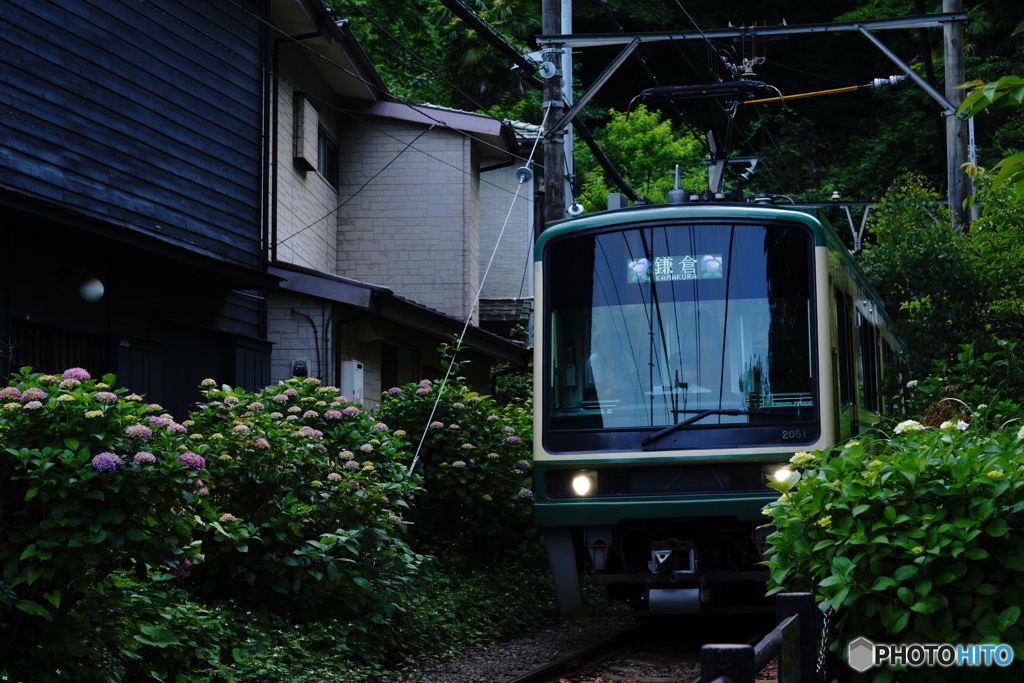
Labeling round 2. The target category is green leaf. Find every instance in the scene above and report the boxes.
[134,625,182,647]
[985,518,1011,537]
[893,565,918,582]
[871,576,897,591]
[14,599,52,622]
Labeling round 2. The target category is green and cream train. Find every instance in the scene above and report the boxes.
[532,199,901,615]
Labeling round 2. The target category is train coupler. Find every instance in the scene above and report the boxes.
[647,538,697,580]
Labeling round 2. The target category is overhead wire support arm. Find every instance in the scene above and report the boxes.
[534,12,968,48]
[856,25,961,118]
[544,36,641,140]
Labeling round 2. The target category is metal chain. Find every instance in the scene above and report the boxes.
[816,607,833,675]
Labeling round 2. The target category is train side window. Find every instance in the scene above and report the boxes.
[834,290,858,439]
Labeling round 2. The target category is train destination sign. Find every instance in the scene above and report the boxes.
[627,254,724,283]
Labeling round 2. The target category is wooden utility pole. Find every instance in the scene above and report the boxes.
[542,0,566,224]
[944,0,969,228]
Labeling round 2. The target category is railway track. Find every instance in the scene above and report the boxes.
[507,615,777,683]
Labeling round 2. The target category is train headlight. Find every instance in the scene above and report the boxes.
[571,471,597,496]
[764,464,795,486]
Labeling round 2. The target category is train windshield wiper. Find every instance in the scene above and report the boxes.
[640,409,761,448]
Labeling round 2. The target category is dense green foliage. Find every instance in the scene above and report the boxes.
[764,418,1024,682]
[764,340,1024,681]
[0,366,544,681]
[574,105,706,211]
[856,172,986,378]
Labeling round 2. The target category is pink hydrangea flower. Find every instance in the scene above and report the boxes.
[342,406,360,416]
[126,425,153,438]
[62,367,91,381]
[177,452,206,469]
[21,387,46,402]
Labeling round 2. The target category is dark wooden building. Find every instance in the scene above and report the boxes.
[1,0,276,415]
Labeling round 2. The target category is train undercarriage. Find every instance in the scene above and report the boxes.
[544,516,773,616]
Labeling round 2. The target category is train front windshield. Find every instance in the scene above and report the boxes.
[544,219,817,450]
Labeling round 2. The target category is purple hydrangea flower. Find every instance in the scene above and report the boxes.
[370,422,388,431]
[247,402,264,411]
[327,472,342,481]
[21,387,46,402]
[342,406,360,416]
[201,378,217,387]
[253,438,270,449]
[298,426,324,439]
[232,424,250,434]
[147,416,172,427]
[167,422,187,434]
[177,452,206,469]
[505,436,523,444]
[486,415,499,422]
[324,409,342,419]
[125,423,151,440]
[92,452,122,471]
[272,393,289,403]
[503,426,516,434]
[339,450,354,460]
[415,387,430,396]
[452,460,467,468]
[93,391,117,404]
[133,452,157,464]
[343,460,360,471]
[62,367,91,381]
[518,488,534,499]
[0,387,21,400]
[453,402,465,410]
[302,410,318,418]
[515,460,531,470]
[429,421,444,429]
[387,387,402,395]
[283,388,298,397]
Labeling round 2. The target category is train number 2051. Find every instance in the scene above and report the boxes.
[782,429,809,440]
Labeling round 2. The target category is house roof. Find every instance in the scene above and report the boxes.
[342,100,518,161]
[269,263,528,364]
[270,0,389,102]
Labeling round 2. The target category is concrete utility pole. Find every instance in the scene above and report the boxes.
[944,0,970,228]
[542,0,566,224]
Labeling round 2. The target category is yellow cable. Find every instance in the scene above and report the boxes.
[742,85,861,105]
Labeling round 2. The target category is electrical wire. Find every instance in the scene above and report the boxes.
[407,108,547,475]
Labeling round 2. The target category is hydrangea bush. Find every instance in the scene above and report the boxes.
[763,418,1024,682]
[179,377,422,618]
[0,368,201,669]
[376,375,534,556]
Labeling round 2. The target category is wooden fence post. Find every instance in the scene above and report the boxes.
[776,592,821,683]
[701,643,755,683]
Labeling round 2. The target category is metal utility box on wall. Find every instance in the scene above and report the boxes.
[339,360,364,403]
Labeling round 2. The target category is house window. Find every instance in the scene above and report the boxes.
[318,126,338,188]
